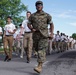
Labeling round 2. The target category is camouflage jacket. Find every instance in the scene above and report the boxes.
[28,11,52,38]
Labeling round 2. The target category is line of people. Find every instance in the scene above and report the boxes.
[13,11,33,63]
[47,30,76,55]
[0,1,76,73]
[0,1,54,73]
[0,12,76,73]
[1,13,75,63]
[2,11,33,63]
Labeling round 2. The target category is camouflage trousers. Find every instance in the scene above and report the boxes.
[33,32,48,63]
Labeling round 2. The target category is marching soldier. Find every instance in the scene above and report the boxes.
[28,1,54,73]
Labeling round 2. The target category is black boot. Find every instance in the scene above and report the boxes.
[7,58,11,62]
[4,56,8,61]
[27,57,30,63]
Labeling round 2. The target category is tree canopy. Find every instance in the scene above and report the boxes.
[72,33,76,40]
[0,0,27,27]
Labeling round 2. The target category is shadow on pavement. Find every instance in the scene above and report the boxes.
[46,50,76,67]
[59,50,76,59]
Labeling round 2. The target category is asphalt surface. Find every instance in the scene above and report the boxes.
[0,50,76,75]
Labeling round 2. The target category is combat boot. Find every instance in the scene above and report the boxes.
[27,57,30,63]
[34,62,43,73]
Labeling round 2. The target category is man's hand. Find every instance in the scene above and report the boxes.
[8,29,16,34]
[8,30,14,34]
[32,28,36,32]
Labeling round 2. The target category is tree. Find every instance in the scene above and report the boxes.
[72,33,76,40]
[0,0,27,27]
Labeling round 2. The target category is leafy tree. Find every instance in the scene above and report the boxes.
[0,0,27,27]
[72,33,76,40]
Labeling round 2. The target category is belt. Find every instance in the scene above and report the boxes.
[22,34,24,36]
[25,32,31,33]
[6,35,13,36]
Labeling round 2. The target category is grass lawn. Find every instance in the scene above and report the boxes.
[0,48,4,51]
[0,48,4,53]
[0,48,9,53]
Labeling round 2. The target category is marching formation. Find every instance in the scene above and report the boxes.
[0,0,76,74]
[48,30,76,55]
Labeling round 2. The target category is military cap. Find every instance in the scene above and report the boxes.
[35,1,43,6]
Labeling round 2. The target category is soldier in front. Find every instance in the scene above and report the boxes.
[28,1,54,73]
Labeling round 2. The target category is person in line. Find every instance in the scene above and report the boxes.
[22,11,33,63]
[3,16,16,62]
[55,31,61,53]
[28,1,54,73]
[16,24,25,58]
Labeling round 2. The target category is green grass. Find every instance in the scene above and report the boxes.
[0,48,4,53]
[0,48,9,53]
[0,48,4,51]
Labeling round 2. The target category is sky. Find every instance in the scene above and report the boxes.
[21,0,76,36]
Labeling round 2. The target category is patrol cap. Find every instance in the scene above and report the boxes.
[35,1,43,6]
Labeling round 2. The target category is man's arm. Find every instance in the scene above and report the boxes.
[0,27,2,35]
[0,32,2,36]
[8,29,16,34]
[3,31,6,37]
[50,23,54,39]
[28,24,36,32]
[28,23,33,30]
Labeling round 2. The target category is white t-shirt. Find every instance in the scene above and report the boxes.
[13,28,25,39]
[13,30,19,39]
[18,28,25,35]
[72,39,76,44]
[0,27,2,32]
[60,35,65,41]
[0,27,2,39]
[4,23,16,35]
[69,37,73,42]
[64,36,68,42]
[17,28,25,38]
[22,20,31,32]
[55,34,61,41]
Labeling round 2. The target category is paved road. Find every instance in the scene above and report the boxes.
[0,50,76,75]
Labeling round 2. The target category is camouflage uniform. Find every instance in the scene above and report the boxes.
[28,11,52,63]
